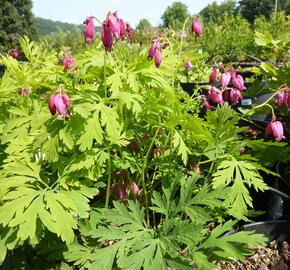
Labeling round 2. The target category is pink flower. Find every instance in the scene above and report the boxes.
[232,75,245,91]
[154,48,162,68]
[83,16,95,44]
[184,60,193,71]
[49,93,70,117]
[230,88,243,105]
[148,41,159,60]
[126,22,134,39]
[61,55,75,71]
[227,68,237,78]
[119,18,126,40]
[192,18,202,37]
[265,119,285,141]
[208,87,223,105]
[101,22,113,52]
[117,185,127,202]
[283,88,290,108]
[107,12,120,36]
[201,95,211,110]
[275,91,285,107]
[220,72,231,88]
[209,68,218,83]
[9,48,21,59]
[132,181,140,196]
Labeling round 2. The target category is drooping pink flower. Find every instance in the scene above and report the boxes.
[61,55,75,71]
[132,181,140,196]
[232,74,245,91]
[83,16,95,44]
[101,23,113,52]
[275,91,285,107]
[283,88,290,108]
[184,60,193,71]
[119,18,126,40]
[9,48,21,59]
[220,72,231,88]
[230,88,243,106]
[109,12,121,36]
[265,119,285,141]
[117,185,127,202]
[49,95,56,115]
[154,48,162,68]
[200,95,211,110]
[192,18,202,37]
[148,41,159,61]
[208,87,223,105]
[209,67,218,83]
[126,22,134,39]
[49,93,70,117]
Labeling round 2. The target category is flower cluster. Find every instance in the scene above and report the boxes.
[101,12,133,51]
[148,36,163,68]
[205,67,245,108]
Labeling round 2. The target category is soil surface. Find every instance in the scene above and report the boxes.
[215,241,290,270]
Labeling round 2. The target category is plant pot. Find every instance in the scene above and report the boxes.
[242,220,290,242]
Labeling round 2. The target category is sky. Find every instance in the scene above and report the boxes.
[32,0,225,27]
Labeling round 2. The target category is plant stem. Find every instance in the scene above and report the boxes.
[141,128,159,227]
[105,156,112,208]
[274,0,278,20]
[242,91,277,117]
[103,51,107,97]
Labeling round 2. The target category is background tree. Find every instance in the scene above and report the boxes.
[161,1,190,30]
[199,0,237,22]
[0,0,37,52]
[238,0,290,23]
[136,18,152,31]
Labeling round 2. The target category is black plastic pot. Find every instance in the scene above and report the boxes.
[241,220,290,242]
[0,64,5,78]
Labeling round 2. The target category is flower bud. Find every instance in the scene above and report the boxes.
[126,22,134,39]
[49,93,70,117]
[184,60,193,71]
[275,91,285,107]
[232,75,245,91]
[119,18,126,40]
[192,18,202,37]
[154,48,162,68]
[83,16,95,44]
[209,67,218,83]
[61,54,75,71]
[107,12,120,36]
[148,41,158,61]
[229,88,243,105]
[200,95,211,110]
[9,48,21,59]
[101,23,113,52]
[208,87,223,105]
[220,72,231,88]
[265,119,285,142]
[283,88,290,108]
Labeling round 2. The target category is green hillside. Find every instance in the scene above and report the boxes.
[35,17,82,36]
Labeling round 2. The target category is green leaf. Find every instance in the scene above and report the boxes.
[77,116,103,151]
[172,130,190,165]
[212,159,267,219]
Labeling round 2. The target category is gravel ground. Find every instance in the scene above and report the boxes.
[215,241,290,270]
